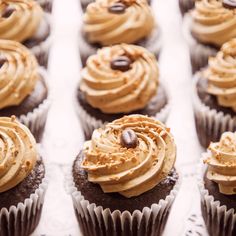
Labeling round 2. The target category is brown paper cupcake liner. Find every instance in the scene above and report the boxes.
[37,0,53,13]
[183,13,218,73]
[75,87,171,140]
[0,151,49,236]
[198,160,236,236]
[18,68,51,142]
[30,13,52,68]
[192,74,236,148]
[66,168,180,236]
[78,27,162,67]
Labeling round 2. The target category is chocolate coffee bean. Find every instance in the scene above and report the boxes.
[111,56,131,72]
[120,129,138,149]
[2,6,15,18]
[0,55,6,67]
[223,0,236,9]
[108,3,126,14]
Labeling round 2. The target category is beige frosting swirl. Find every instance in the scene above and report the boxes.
[204,132,236,195]
[81,115,176,198]
[0,116,37,193]
[191,0,236,47]
[0,40,39,109]
[0,0,43,42]
[83,0,155,46]
[202,38,236,111]
[80,44,159,114]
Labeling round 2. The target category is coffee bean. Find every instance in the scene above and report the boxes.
[2,6,15,18]
[223,0,236,9]
[108,3,126,14]
[120,129,138,149]
[110,56,131,72]
[0,55,6,67]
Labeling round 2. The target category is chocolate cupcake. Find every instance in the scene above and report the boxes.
[199,132,236,236]
[193,39,236,148]
[67,115,180,236]
[0,116,48,236]
[0,0,51,68]
[76,44,170,140]
[36,0,54,12]
[178,0,195,15]
[79,0,152,12]
[183,0,236,73]
[79,0,161,66]
[0,40,50,142]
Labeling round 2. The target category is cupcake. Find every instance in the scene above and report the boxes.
[0,0,51,68]
[178,0,195,15]
[68,114,180,236]
[193,39,236,148]
[0,39,50,142]
[0,116,48,236]
[76,44,170,140]
[79,0,161,66]
[183,0,236,73]
[79,0,152,12]
[199,132,236,236]
[36,0,54,12]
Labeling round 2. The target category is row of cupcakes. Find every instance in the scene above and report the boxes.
[1,113,236,235]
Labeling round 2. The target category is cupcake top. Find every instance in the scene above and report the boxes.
[0,116,37,193]
[83,0,155,46]
[0,40,39,109]
[81,114,176,198]
[191,0,236,47]
[202,38,236,111]
[0,0,43,42]
[204,131,236,195]
[80,44,159,114]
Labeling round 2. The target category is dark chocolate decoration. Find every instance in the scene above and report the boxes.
[120,129,138,148]
[223,0,236,9]
[0,55,6,67]
[2,6,15,18]
[110,56,131,72]
[108,2,126,14]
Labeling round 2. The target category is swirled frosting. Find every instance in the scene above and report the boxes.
[191,0,236,47]
[0,40,39,109]
[202,38,236,111]
[204,132,236,195]
[80,44,159,114]
[0,0,43,42]
[83,0,155,46]
[0,116,37,193]
[81,115,176,198]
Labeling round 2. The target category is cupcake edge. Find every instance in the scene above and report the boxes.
[0,146,49,236]
[192,73,236,148]
[198,159,236,236]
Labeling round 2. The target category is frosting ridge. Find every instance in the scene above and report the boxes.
[81,115,176,198]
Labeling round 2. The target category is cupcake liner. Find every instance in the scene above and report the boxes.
[30,13,52,68]
[66,167,180,236]
[78,27,162,67]
[198,160,236,236]
[192,73,236,148]
[18,68,51,143]
[182,13,218,73]
[75,86,171,140]
[37,0,53,12]
[0,148,49,236]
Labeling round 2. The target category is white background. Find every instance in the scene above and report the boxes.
[33,0,207,235]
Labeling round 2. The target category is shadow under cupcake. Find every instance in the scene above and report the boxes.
[67,114,180,236]
[183,0,236,73]
[79,0,161,66]
[75,44,170,140]
[0,0,52,68]
[199,132,236,236]
[193,38,236,148]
